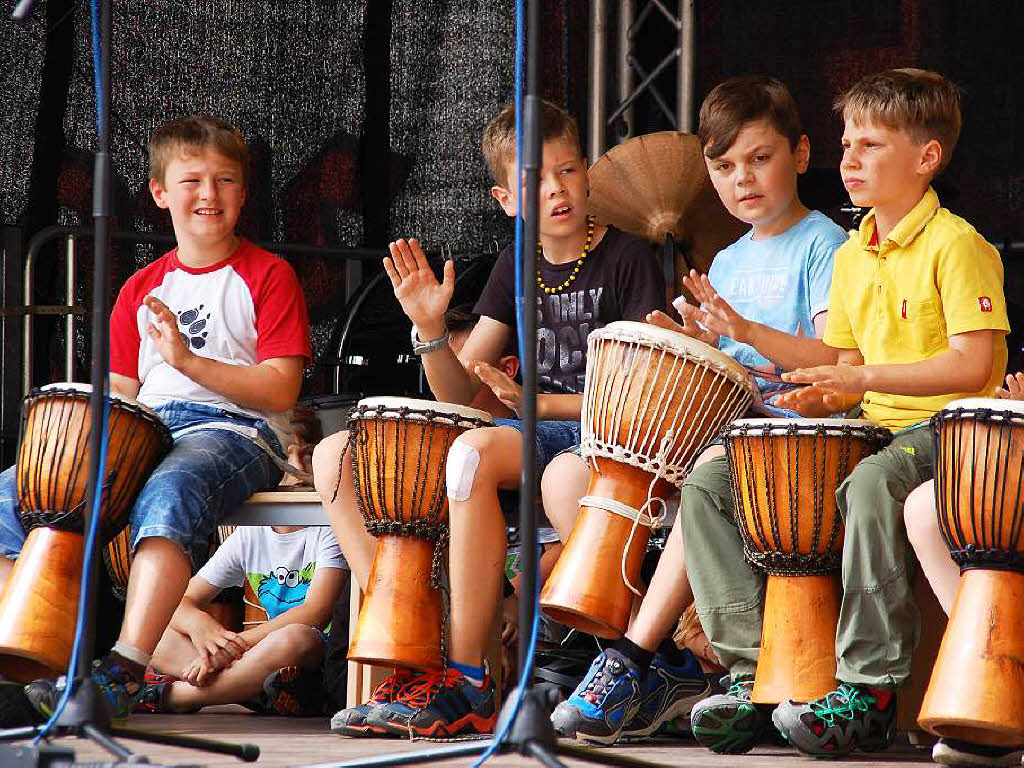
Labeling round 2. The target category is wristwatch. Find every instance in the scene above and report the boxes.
[410,325,450,355]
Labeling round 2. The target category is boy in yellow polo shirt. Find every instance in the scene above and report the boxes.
[771,69,1010,763]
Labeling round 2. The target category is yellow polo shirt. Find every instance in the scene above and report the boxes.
[824,187,1009,430]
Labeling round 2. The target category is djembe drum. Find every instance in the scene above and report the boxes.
[725,418,890,703]
[919,399,1024,746]
[347,397,492,669]
[541,321,756,638]
[0,384,171,680]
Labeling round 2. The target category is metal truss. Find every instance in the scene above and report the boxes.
[588,0,695,159]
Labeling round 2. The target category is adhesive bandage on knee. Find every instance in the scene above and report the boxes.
[446,440,481,502]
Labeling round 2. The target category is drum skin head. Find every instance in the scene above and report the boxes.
[590,320,754,393]
[354,396,493,425]
[40,382,161,420]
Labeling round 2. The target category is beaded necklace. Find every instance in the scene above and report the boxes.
[536,215,596,296]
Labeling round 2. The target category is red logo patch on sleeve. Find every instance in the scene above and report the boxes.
[979,296,993,312]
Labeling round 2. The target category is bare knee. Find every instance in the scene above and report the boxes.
[904,480,939,546]
[312,430,350,498]
[541,452,588,539]
[256,623,322,662]
[446,427,519,500]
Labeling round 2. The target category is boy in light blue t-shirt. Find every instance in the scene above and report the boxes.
[708,209,845,413]
[551,75,847,747]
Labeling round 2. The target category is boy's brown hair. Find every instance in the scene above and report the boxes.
[148,115,249,185]
[698,76,803,160]
[482,100,582,187]
[834,68,961,172]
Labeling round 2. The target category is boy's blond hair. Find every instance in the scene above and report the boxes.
[835,68,961,172]
[698,76,803,160]
[482,100,582,187]
[149,115,249,185]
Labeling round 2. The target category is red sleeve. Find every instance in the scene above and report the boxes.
[254,258,312,364]
[109,278,142,380]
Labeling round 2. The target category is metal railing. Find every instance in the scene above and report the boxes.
[16,226,385,397]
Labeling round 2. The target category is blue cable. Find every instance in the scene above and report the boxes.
[34,393,112,742]
[512,0,525,358]
[36,0,109,739]
[90,0,103,130]
[472,1,540,763]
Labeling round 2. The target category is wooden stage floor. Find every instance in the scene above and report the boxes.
[14,708,936,767]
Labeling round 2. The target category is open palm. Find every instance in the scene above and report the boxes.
[384,238,454,331]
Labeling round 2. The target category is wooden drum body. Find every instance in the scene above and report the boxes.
[542,321,755,638]
[920,399,1024,746]
[725,419,890,704]
[0,384,170,680]
[347,397,492,669]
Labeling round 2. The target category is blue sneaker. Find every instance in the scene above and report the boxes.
[619,650,711,741]
[550,649,643,744]
[24,657,143,721]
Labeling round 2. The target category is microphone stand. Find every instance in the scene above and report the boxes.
[0,1,256,762]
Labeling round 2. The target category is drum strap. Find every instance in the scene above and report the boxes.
[172,422,313,485]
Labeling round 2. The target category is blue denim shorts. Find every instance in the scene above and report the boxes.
[0,401,284,569]
[493,418,582,475]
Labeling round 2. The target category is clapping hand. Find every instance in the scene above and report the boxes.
[680,270,752,344]
[383,239,454,336]
[475,363,523,416]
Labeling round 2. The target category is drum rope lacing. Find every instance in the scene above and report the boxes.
[726,421,891,576]
[579,334,754,595]
[934,406,1024,571]
[580,337,754,487]
[583,429,676,597]
[18,388,172,538]
[337,402,492,691]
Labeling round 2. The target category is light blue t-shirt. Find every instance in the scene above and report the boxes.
[708,210,847,404]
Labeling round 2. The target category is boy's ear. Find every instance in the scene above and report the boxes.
[490,185,517,218]
[794,135,810,173]
[499,354,519,380]
[149,178,169,209]
[918,139,943,177]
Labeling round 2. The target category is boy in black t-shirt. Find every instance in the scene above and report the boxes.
[314,100,665,739]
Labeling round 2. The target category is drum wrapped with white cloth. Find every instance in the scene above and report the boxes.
[541,321,756,637]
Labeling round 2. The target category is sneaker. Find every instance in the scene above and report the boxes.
[771,682,896,757]
[133,672,179,714]
[24,657,143,721]
[620,650,711,741]
[933,738,1024,766]
[690,673,770,754]
[134,682,173,714]
[263,666,325,717]
[365,667,496,739]
[331,668,416,737]
[550,649,644,744]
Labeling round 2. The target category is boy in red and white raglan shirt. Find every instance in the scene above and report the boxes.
[0,115,312,720]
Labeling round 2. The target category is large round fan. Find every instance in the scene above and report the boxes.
[588,131,747,279]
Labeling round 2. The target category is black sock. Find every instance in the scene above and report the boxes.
[656,638,691,668]
[610,637,653,675]
[103,651,145,684]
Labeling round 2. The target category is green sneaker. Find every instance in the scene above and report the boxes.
[771,683,895,757]
[690,674,771,754]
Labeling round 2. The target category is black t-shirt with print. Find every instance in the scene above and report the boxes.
[474,225,666,394]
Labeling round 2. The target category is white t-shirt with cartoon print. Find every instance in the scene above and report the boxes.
[197,526,344,621]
